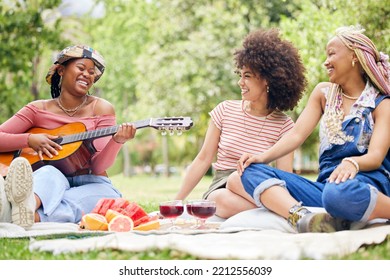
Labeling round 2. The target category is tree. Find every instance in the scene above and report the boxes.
[0,0,65,122]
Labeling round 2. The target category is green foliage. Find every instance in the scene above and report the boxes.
[1,0,389,169]
[278,0,389,158]
[0,0,65,122]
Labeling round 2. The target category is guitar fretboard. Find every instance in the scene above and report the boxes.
[58,119,151,145]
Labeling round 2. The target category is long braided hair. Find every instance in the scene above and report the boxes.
[50,71,61,99]
[336,25,390,95]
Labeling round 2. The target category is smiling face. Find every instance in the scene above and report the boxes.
[59,58,97,95]
[324,36,356,84]
[236,66,268,103]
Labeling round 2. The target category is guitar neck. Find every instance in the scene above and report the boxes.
[59,119,152,145]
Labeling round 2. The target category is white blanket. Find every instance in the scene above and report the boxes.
[1,220,388,260]
[3,207,390,260]
[26,224,390,260]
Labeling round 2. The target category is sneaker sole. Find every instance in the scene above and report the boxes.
[297,213,337,233]
[4,157,34,228]
[0,176,11,221]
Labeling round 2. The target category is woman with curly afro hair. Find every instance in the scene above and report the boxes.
[174,28,307,219]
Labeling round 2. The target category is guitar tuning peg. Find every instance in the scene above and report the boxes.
[177,130,183,136]
[169,130,175,136]
[161,130,167,136]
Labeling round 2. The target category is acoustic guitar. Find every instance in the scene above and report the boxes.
[0,116,193,177]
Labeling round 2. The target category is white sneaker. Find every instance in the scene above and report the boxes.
[0,176,12,223]
[4,157,35,228]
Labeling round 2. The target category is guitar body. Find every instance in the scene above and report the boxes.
[0,123,94,176]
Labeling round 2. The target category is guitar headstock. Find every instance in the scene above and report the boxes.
[150,117,193,135]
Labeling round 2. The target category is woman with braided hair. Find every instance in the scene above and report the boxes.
[233,25,390,233]
[0,45,136,226]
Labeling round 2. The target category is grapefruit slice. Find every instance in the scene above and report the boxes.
[82,213,108,230]
[108,215,134,232]
[133,220,160,231]
[105,209,123,223]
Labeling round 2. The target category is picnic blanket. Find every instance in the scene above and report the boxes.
[2,208,390,259]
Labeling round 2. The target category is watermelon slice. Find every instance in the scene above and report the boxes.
[91,198,115,215]
[133,215,151,227]
[123,202,148,221]
[90,198,150,227]
[110,198,130,210]
[91,198,107,214]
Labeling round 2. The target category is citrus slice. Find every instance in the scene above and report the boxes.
[108,215,134,232]
[82,213,108,231]
[105,209,123,223]
[133,220,160,231]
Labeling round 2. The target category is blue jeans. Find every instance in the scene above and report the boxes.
[33,165,122,223]
[242,96,390,222]
[241,164,387,222]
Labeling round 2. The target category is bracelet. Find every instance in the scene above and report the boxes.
[342,157,359,173]
[112,137,125,144]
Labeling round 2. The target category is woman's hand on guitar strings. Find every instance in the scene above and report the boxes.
[112,123,137,144]
[28,134,62,160]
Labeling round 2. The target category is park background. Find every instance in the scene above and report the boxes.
[1,0,389,178]
[1,0,390,261]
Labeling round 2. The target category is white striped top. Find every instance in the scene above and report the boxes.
[210,100,294,170]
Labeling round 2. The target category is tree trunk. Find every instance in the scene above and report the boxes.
[162,135,169,177]
[122,144,131,177]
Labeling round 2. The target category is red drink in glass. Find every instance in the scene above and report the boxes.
[159,200,184,230]
[191,205,216,219]
[159,205,184,219]
[187,200,216,229]
[186,204,193,215]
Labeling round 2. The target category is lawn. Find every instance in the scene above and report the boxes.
[1,173,389,260]
[111,173,212,206]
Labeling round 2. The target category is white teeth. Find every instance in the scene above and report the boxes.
[78,81,88,86]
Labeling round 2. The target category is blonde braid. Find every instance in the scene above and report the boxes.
[336,25,390,95]
[323,84,354,145]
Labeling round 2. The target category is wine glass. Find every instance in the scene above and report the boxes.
[185,199,202,228]
[188,200,216,229]
[159,200,184,230]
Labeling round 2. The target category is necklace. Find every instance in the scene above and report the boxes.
[244,113,269,137]
[243,102,271,137]
[57,96,88,117]
[245,103,268,114]
[341,92,359,100]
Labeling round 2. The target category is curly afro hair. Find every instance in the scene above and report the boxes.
[234,28,307,111]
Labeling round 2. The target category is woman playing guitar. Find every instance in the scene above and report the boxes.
[0,45,136,227]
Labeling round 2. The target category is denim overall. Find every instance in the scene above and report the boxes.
[242,95,390,222]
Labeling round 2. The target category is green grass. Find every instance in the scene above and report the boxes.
[1,173,389,260]
[111,173,212,206]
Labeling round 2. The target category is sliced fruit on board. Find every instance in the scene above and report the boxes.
[110,198,130,211]
[89,198,152,228]
[81,213,108,230]
[133,219,160,231]
[108,215,134,232]
[105,209,124,223]
[99,198,116,215]
[91,198,115,216]
[123,202,148,221]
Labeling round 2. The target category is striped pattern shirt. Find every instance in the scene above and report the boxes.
[210,100,294,170]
